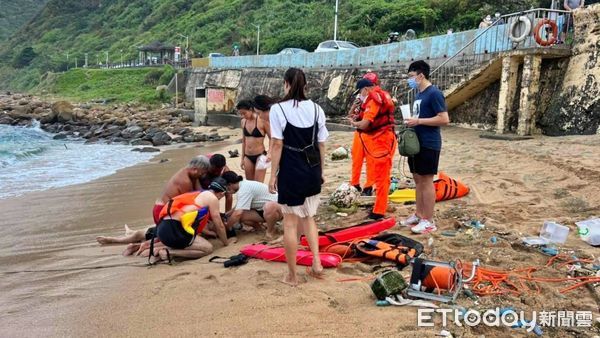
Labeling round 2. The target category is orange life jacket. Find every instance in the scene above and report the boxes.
[355,239,418,268]
[361,86,396,133]
[159,191,210,235]
[434,172,470,202]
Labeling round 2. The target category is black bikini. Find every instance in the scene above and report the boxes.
[243,119,264,138]
[243,119,266,164]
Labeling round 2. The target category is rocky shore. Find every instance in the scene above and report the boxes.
[0,93,230,147]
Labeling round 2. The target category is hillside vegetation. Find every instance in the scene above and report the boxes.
[1,0,553,92]
[0,0,48,41]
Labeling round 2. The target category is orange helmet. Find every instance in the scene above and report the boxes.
[363,72,379,85]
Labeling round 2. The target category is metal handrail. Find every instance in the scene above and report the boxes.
[431,7,571,75]
[399,7,574,111]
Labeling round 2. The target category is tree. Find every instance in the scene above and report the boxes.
[12,47,37,68]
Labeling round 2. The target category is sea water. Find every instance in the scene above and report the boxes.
[0,121,154,199]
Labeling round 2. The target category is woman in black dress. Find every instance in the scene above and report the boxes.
[268,68,329,286]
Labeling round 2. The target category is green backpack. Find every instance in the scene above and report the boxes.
[397,125,420,157]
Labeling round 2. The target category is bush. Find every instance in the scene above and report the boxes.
[12,47,37,68]
[144,68,164,85]
[158,65,175,86]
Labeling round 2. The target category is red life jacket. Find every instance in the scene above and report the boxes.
[361,86,395,133]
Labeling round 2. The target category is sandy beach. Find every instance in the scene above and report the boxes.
[1,126,599,337]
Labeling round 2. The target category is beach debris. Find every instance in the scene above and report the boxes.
[371,270,408,300]
[523,221,569,246]
[436,330,454,338]
[441,230,457,237]
[384,295,438,308]
[228,149,239,158]
[463,219,485,230]
[331,146,349,160]
[490,236,497,244]
[498,307,544,336]
[576,218,600,246]
[328,183,360,210]
[540,245,559,256]
[336,212,348,217]
[132,147,160,152]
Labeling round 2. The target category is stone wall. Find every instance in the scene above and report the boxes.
[539,5,600,135]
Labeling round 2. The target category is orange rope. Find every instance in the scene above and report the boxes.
[462,254,598,296]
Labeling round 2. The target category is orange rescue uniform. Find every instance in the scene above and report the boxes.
[359,88,396,215]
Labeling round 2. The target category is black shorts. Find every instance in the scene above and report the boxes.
[156,219,194,249]
[145,227,157,241]
[408,147,440,175]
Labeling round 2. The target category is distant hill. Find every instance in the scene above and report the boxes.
[0,0,48,41]
[0,0,553,91]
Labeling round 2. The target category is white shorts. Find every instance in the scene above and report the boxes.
[279,194,320,218]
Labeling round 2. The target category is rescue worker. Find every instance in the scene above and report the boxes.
[349,78,396,220]
[350,72,379,196]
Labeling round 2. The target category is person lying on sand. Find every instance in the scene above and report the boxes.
[96,156,211,246]
[136,177,240,264]
[225,178,282,239]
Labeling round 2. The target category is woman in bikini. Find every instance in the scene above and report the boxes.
[237,100,270,182]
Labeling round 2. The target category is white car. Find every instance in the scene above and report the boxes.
[314,40,359,52]
[208,52,225,58]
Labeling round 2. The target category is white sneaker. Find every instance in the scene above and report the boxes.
[400,214,420,227]
[411,219,437,234]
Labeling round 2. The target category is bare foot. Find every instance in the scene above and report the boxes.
[149,248,169,265]
[281,273,299,286]
[268,235,284,245]
[308,261,325,279]
[124,224,134,236]
[96,236,113,245]
[122,243,140,256]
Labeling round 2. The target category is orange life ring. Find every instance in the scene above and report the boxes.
[533,19,558,46]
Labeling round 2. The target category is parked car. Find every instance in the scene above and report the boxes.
[314,40,359,52]
[208,52,225,58]
[277,48,309,55]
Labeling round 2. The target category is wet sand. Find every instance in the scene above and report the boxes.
[1,126,599,337]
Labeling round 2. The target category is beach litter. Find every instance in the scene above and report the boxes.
[331,146,349,160]
[328,183,360,213]
[522,221,569,246]
[576,218,600,246]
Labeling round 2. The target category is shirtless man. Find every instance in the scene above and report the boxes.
[96,155,210,246]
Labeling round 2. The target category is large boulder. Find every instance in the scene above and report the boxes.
[51,101,75,123]
[151,131,172,146]
[121,125,144,139]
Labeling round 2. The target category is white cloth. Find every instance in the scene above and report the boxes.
[235,180,277,211]
[280,194,320,218]
[269,99,329,142]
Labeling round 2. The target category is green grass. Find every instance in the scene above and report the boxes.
[37,67,171,104]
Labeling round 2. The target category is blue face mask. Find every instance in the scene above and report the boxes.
[407,77,418,90]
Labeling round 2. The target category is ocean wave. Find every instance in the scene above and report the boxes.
[0,124,154,199]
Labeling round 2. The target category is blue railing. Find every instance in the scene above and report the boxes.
[204,8,572,70]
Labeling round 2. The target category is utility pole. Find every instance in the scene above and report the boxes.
[75,57,78,68]
[120,49,123,67]
[85,53,88,68]
[105,51,109,68]
[334,0,339,40]
[175,71,178,108]
[252,24,260,55]
[177,34,189,64]
[66,52,69,70]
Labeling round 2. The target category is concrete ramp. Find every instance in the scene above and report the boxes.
[444,57,503,111]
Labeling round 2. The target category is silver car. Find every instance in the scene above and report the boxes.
[314,40,359,52]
